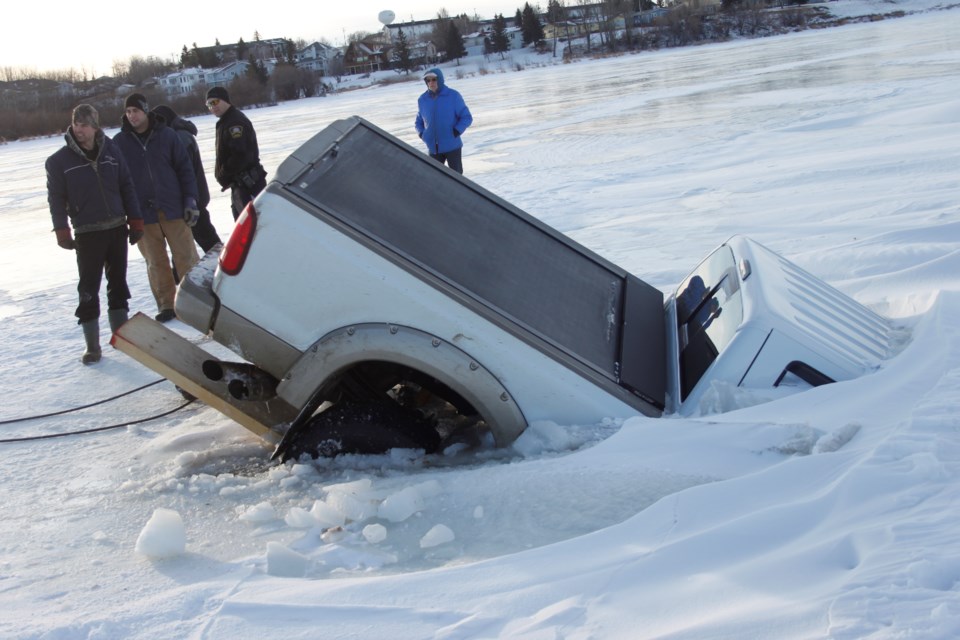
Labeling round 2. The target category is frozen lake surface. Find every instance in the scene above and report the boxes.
[1,5,959,638]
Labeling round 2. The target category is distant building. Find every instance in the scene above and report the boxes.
[156,60,255,96]
[204,60,256,89]
[156,67,207,96]
[464,26,524,57]
[295,42,343,77]
[384,19,437,43]
[189,37,293,67]
[344,37,390,75]
[633,7,670,25]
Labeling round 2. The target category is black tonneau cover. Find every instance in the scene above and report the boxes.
[274,117,666,411]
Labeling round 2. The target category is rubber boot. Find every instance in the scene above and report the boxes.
[108,309,129,334]
[81,319,102,365]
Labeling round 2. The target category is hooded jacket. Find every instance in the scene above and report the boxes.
[113,113,198,224]
[152,107,211,209]
[415,68,473,155]
[45,127,142,234]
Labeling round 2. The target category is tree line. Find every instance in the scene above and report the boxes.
[1,1,865,141]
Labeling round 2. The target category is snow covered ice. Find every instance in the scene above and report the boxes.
[1,2,959,638]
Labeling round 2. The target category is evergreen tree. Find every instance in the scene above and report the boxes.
[392,28,414,74]
[490,14,511,59]
[548,0,566,24]
[237,38,248,62]
[445,22,467,63]
[521,3,546,47]
[180,45,196,68]
[514,9,523,28]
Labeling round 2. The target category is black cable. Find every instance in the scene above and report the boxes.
[0,378,167,426]
[0,398,196,444]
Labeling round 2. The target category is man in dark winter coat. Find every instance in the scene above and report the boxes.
[205,87,267,220]
[113,93,200,323]
[45,104,144,364]
[415,67,473,174]
[152,104,222,253]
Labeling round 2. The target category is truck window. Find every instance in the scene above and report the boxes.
[675,246,744,400]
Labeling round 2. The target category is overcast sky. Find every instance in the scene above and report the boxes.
[4,1,517,76]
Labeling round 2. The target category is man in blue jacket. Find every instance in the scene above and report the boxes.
[45,104,143,364]
[415,68,473,174]
[114,93,200,323]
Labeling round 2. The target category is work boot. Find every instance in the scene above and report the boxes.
[155,309,176,323]
[81,319,101,365]
[108,309,129,333]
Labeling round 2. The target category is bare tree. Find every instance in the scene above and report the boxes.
[111,60,129,79]
[574,0,597,54]
[546,0,567,57]
[269,63,301,100]
[125,55,173,85]
[229,74,269,107]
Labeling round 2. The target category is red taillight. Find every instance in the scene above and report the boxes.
[219,201,257,275]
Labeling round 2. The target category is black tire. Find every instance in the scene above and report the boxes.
[282,399,442,460]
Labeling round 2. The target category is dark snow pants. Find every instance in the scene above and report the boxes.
[431,148,463,174]
[74,225,130,324]
[190,206,222,253]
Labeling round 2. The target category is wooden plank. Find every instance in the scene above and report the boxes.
[111,313,299,443]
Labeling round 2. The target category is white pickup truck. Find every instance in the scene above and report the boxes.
[114,117,894,459]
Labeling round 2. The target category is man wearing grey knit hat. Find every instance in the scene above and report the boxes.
[45,104,143,363]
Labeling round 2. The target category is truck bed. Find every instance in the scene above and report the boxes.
[272,117,667,413]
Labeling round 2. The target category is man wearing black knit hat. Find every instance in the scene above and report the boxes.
[205,86,267,220]
[114,92,200,323]
[152,103,222,253]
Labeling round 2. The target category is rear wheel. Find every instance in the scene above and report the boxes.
[279,397,442,459]
[272,325,528,460]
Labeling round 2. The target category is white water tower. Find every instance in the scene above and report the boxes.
[378,10,396,26]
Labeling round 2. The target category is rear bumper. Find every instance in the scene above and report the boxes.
[175,245,303,378]
[175,247,221,334]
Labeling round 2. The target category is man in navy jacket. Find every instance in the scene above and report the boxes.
[45,104,143,363]
[114,93,199,323]
[415,68,473,174]
[152,104,222,252]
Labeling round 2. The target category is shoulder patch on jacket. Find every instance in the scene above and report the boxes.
[229,125,244,139]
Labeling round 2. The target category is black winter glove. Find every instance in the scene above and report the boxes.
[184,207,200,227]
[128,218,144,245]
